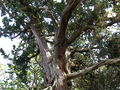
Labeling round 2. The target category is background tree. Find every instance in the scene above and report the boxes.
[0,0,120,90]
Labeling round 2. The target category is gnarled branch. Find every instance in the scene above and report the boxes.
[57,0,80,43]
[30,24,52,84]
[66,58,120,80]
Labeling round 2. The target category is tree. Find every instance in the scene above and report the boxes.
[0,0,120,90]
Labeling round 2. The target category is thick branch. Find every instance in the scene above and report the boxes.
[67,5,120,45]
[67,15,120,45]
[30,24,52,84]
[57,0,80,42]
[67,58,120,80]
[30,24,51,63]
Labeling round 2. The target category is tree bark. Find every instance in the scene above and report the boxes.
[30,24,72,90]
[49,1,81,89]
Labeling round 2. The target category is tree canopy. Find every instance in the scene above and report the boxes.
[0,0,120,90]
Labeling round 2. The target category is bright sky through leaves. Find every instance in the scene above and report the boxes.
[0,11,20,65]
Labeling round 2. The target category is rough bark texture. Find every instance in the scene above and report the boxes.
[1,0,120,90]
[30,24,70,90]
[29,0,120,90]
[50,0,81,90]
[30,25,53,86]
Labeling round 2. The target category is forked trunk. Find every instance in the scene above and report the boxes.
[50,61,72,90]
[44,45,72,90]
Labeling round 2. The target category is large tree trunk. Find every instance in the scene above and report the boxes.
[29,0,81,89]
[52,45,71,90]
[30,1,81,89]
[30,24,71,90]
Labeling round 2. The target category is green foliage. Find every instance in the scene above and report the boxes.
[107,33,120,58]
[0,0,120,89]
[72,64,120,90]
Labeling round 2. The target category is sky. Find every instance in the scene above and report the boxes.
[0,14,20,66]
[54,0,61,2]
[0,15,20,80]
[0,37,20,65]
